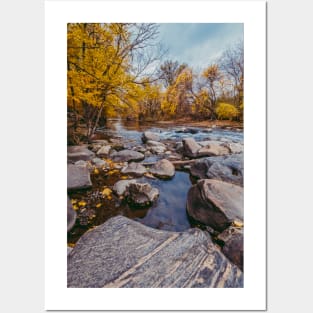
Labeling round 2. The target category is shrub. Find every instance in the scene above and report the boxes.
[215,102,239,120]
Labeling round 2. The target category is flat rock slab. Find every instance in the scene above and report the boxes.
[67,164,92,190]
[96,145,112,156]
[187,179,243,232]
[67,216,243,288]
[190,153,243,186]
[149,159,175,179]
[67,146,95,162]
[111,150,145,162]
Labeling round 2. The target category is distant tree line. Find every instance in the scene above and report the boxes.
[67,23,243,142]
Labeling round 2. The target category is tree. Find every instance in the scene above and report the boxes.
[200,64,223,119]
[219,41,244,117]
[67,23,162,141]
[158,60,187,88]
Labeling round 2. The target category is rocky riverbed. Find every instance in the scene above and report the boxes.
[67,119,244,287]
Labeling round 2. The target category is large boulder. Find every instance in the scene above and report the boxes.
[110,150,145,162]
[67,146,95,163]
[67,216,243,288]
[190,153,244,186]
[149,159,175,179]
[217,226,244,271]
[67,164,92,190]
[126,182,159,206]
[121,162,147,177]
[187,179,243,232]
[67,196,76,232]
[142,131,160,143]
[182,138,202,158]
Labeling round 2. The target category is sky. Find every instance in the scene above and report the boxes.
[157,23,243,71]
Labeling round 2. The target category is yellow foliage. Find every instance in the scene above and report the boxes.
[95,203,102,208]
[78,200,87,207]
[215,102,239,120]
[102,188,112,197]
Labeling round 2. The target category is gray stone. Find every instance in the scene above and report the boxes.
[91,158,108,168]
[142,131,160,143]
[146,140,165,147]
[222,142,244,154]
[67,196,76,232]
[67,247,73,256]
[67,216,243,288]
[67,146,95,162]
[96,145,111,156]
[187,179,243,232]
[197,143,230,157]
[113,179,137,196]
[149,159,175,179]
[111,150,145,162]
[67,164,92,190]
[121,162,147,177]
[74,160,88,167]
[182,138,202,158]
[190,153,244,186]
[150,145,166,154]
[126,182,159,206]
[218,226,243,271]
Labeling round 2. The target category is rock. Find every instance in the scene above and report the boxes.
[149,159,175,179]
[121,162,147,177]
[74,160,88,167]
[190,153,243,186]
[67,164,92,190]
[222,142,244,154]
[126,182,159,206]
[133,146,147,153]
[186,179,243,232]
[142,131,160,143]
[91,139,109,145]
[217,226,243,271]
[111,149,145,162]
[182,138,202,158]
[150,145,166,154]
[67,247,73,256]
[113,179,137,196]
[91,157,108,168]
[67,146,95,162]
[96,145,111,156]
[67,196,76,232]
[67,216,243,288]
[197,143,230,157]
[146,140,166,147]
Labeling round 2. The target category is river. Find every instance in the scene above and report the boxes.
[68,119,243,244]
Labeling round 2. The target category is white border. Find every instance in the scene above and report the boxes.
[45,0,266,310]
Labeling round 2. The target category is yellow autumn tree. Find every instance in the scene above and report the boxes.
[67,23,160,141]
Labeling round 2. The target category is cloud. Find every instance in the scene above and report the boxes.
[158,23,243,69]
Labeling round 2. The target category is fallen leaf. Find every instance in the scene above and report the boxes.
[94,168,99,174]
[95,203,102,208]
[78,200,87,207]
[102,188,112,197]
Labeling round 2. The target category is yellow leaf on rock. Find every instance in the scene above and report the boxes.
[72,204,79,211]
[232,220,244,228]
[78,200,87,207]
[108,170,118,175]
[120,176,128,180]
[96,203,102,208]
